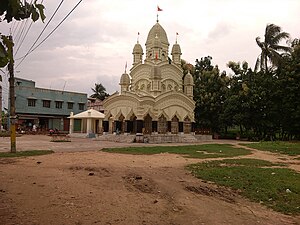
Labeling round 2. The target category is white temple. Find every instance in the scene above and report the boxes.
[102,19,195,136]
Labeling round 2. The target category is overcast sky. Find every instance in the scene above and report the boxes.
[1,0,299,107]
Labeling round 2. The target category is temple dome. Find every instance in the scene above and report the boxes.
[120,72,130,84]
[153,34,162,48]
[171,43,181,54]
[133,42,143,54]
[146,22,169,47]
[184,72,194,85]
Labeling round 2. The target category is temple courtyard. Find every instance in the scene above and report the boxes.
[0,135,299,225]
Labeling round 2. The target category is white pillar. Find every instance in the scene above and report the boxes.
[99,119,103,134]
[69,112,74,134]
[87,118,92,134]
[109,117,113,134]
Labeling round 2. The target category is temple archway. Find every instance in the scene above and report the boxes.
[117,114,125,133]
[158,114,167,134]
[184,116,191,134]
[129,114,137,134]
[171,115,179,134]
[144,114,152,134]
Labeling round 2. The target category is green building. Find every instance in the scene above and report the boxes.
[14,77,87,132]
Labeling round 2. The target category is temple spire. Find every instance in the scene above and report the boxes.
[156,6,162,22]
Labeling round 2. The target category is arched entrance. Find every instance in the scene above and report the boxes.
[171,115,179,134]
[117,114,125,133]
[184,117,191,134]
[158,115,167,134]
[144,114,152,134]
[129,114,137,134]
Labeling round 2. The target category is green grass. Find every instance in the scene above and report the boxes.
[0,132,10,137]
[242,142,300,156]
[0,150,54,158]
[102,144,251,159]
[187,159,300,215]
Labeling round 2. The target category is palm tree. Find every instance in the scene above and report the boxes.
[90,83,109,100]
[255,24,291,74]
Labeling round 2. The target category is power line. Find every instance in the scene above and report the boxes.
[14,19,30,48]
[14,20,33,56]
[11,21,20,35]
[0,68,7,75]
[10,0,33,35]
[10,20,16,34]
[16,0,83,68]
[15,0,65,62]
[14,0,43,56]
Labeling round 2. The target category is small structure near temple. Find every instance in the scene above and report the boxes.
[68,109,104,138]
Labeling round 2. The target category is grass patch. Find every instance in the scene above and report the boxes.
[102,144,251,159]
[0,131,10,137]
[242,142,300,156]
[0,150,54,158]
[187,158,300,215]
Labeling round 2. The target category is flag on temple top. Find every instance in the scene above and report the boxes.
[157,6,163,11]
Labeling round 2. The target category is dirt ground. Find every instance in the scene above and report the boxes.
[0,135,299,225]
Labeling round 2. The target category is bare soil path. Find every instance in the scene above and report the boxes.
[0,135,299,225]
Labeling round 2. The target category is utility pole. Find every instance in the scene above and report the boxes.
[8,35,16,153]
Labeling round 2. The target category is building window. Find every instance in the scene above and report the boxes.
[78,103,85,110]
[28,99,36,107]
[43,100,51,108]
[68,102,74,109]
[55,101,63,109]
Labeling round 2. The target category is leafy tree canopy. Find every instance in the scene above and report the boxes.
[90,83,109,101]
[0,0,45,23]
[193,25,299,140]
[255,23,291,74]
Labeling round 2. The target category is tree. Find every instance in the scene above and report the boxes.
[223,61,254,135]
[226,61,280,140]
[276,38,300,140]
[90,83,109,100]
[255,24,291,74]
[193,56,229,133]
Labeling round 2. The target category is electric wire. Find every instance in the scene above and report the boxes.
[0,69,7,75]
[15,0,64,62]
[14,21,33,56]
[15,0,83,69]
[14,0,34,46]
[14,19,29,48]
[10,20,16,34]
[11,21,20,35]
[14,0,43,56]
[14,20,25,42]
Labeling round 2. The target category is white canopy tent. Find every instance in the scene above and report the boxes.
[68,109,105,137]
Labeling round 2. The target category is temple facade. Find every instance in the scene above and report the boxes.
[102,20,195,135]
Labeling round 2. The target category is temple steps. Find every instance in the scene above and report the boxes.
[96,134,212,143]
[96,134,136,143]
